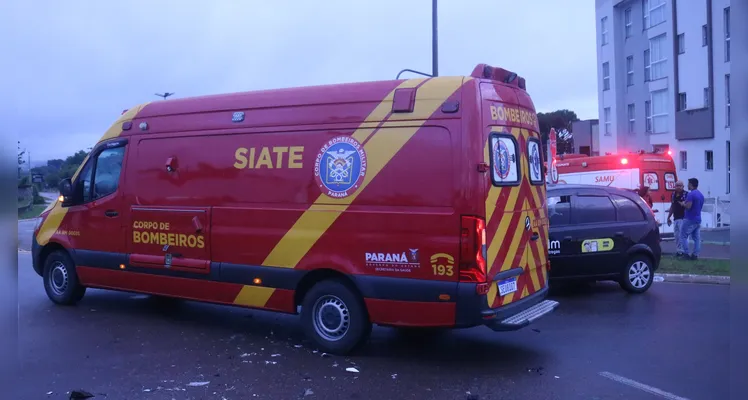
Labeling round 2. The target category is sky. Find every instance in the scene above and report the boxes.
[2,0,598,164]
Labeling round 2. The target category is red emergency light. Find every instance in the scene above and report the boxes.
[621,158,629,165]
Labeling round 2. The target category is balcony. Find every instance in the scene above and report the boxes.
[675,107,713,140]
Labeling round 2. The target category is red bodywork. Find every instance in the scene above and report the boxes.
[33,65,551,330]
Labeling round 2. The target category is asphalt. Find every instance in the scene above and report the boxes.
[13,248,729,400]
[659,228,730,259]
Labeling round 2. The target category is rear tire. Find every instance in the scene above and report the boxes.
[619,254,654,294]
[300,279,371,355]
[43,250,86,305]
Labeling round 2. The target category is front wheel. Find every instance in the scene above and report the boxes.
[43,250,86,305]
[300,279,372,355]
[619,254,654,294]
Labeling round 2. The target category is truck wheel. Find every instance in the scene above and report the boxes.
[300,279,371,355]
[619,254,654,294]
[43,250,86,305]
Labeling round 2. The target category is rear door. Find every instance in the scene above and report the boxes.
[483,126,537,309]
[570,192,625,276]
[521,129,549,296]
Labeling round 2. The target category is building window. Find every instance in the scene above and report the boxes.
[677,33,685,54]
[679,150,688,170]
[602,62,610,91]
[649,34,667,80]
[627,104,635,133]
[645,100,652,133]
[702,25,708,46]
[601,17,608,45]
[724,7,730,62]
[704,88,710,107]
[726,141,731,194]
[725,74,730,127]
[678,93,687,111]
[625,8,632,38]
[651,89,668,133]
[604,107,612,136]
[626,56,634,86]
[644,49,651,81]
[705,150,714,171]
[644,0,666,29]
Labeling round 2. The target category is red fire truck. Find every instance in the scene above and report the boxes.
[553,150,678,235]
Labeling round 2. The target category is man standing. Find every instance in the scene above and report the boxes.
[679,178,705,260]
[667,181,688,255]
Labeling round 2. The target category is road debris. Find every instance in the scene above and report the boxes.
[304,388,314,396]
[69,390,95,399]
[345,367,359,373]
[187,381,210,387]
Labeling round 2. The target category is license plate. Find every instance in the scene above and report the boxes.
[498,278,518,296]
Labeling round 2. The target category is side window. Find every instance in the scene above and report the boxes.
[527,138,544,185]
[613,194,646,222]
[642,172,660,190]
[548,195,572,226]
[489,133,519,186]
[575,195,617,224]
[93,147,126,200]
[664,172,676,190]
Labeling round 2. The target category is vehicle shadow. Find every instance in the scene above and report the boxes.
[62,289,553,374]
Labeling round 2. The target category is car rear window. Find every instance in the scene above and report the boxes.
[575,195,616,224]
[612,194,645,222]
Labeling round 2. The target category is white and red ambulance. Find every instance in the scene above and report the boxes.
[551,150,678,235]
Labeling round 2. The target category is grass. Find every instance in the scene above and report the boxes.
[658,257,730,276]
[18,204,47,220]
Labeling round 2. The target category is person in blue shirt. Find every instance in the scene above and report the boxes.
[678,178,705,260]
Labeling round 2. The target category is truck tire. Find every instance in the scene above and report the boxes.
[619,254,654,294]
[300,279,371,355]
[43,250,86,305]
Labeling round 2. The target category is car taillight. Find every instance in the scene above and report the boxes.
[459,215,488,285]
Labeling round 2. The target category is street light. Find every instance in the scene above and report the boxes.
[432,0,438,77]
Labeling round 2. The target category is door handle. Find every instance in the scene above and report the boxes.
[105,210,119,217]
[530,232,540,241]
[563,236,573,241]
[614,231,624,237]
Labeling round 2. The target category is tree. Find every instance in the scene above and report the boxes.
[31,149,91,190]
[537,109,580,157]
[17,141,26,179]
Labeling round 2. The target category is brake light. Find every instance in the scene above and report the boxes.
[667,150,673,156]
[459,216,488,284]
[621,158,629,165]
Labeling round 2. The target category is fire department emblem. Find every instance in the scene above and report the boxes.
[314,135,367,199]
[494,140,511,179]
[530,143,541,178]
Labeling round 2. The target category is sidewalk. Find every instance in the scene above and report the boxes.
[660,240,729,259]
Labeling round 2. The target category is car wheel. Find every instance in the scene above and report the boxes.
[300,279,372,355]
[43,250,86,305]
[619,254,654,294]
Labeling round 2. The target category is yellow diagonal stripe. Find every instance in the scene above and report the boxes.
[260,77,469,270]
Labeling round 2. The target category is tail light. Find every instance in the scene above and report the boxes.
[459,216,488,284]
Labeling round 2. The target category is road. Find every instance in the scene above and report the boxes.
[14,247,728,400]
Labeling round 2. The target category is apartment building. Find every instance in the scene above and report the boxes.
[594,0,731,205]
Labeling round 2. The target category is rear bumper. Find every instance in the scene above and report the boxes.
[455,284,559,331]
[481,286,559,331]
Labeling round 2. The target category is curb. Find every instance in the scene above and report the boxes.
[655,273,730,285]
[660,252,729,260]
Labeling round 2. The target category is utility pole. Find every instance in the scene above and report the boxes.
[432,0,438,77]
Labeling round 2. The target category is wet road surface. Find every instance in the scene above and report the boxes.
[14,251,728,400]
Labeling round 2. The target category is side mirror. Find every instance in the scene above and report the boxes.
[59,178,73,206]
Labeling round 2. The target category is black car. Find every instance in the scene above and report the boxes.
[546,184,662,293]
